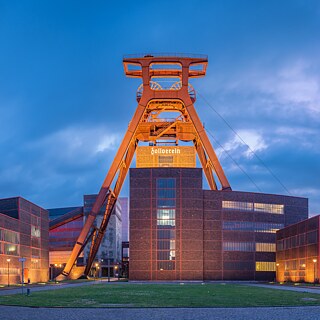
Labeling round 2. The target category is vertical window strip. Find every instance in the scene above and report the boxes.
[156,178,176,271]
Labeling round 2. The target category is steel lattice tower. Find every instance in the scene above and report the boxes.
[62,54,231,277]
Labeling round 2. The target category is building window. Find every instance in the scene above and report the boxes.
[276,240,284,251]
[223,242,254,251]
[256,262,276,272]
[31,225,41,238]
[222,201,253,211]
[0,229,20,244]
[32,248,40,259]
[223,221,284,233]
[31,258,40,269]
[156,178,176,271]
[254,203,284,214]
[222,201,284,214]
[157,209,175,226]
[0,268,20,275]
[159,156,174,167]
[0,229,20,256]
[4,243,19,256]
[255,243,276,252]
[307,231,318,244]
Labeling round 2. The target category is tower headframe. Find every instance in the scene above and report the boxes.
[62,54,231,278]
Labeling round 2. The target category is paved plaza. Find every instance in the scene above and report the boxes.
[1,305,320,320]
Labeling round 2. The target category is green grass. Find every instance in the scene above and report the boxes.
[1,283,320,308]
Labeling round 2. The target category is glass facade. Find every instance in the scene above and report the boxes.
[156,178,176,270]
[222,201,284,214]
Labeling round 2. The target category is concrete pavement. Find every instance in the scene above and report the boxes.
[1,305,320,320]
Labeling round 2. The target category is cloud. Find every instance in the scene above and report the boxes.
[27,126,121,165]
[218,129,268,159]
[258,60,320,114]
[0,125,123,207]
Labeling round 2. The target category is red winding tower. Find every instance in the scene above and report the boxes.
[62,54,231,277]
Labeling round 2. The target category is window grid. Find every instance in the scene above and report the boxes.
[223,242,276,252]
[156,178,176,271]
[223,242,255,252]
[256,261,276,272]
[222,201,284,214]
[223,221,284,233]
[255,243,276,252]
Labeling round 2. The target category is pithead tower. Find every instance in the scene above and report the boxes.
[62,54,231,277]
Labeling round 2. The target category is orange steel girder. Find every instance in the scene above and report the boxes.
[62,55,231,278]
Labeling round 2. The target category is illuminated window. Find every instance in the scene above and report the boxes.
[4,243,19,256]
[31,258,40,269]
[0,229,20,244]
[156,178,176,270]
[254,203,284,214]
[222,201,253,211]
[157,209,175,226]
[222,201,284,214]
[31,225,41,238]
[223,242,254,251]
[299,259,306,270]
[256,243,276,252]
[0,268,20,275]
[256,262,276,272]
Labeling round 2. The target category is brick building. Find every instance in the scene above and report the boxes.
[129,168,308,281]
[276,215,320,283]
[0,197,49,284]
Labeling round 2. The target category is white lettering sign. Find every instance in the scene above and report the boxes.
[151,147,181,156]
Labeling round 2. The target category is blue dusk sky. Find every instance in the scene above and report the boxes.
[0,0,319,214]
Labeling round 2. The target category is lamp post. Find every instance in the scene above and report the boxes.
[54,264,58,283]
[276,263,279,282]
[114,265,118,281]
[107,257,110,282]
[95,263,99,280]
[313,258,317,284]
[6,258,11,287]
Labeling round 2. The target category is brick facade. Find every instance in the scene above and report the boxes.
[129,168,308,281]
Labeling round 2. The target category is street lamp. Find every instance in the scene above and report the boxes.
[276,263,279,282]
[313,258,317,284]
[6,259,11,287]
[54,264,58,283]
[114,265,118,281]
[95,263,99,280]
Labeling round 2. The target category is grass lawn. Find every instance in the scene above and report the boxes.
[1,283,320,308]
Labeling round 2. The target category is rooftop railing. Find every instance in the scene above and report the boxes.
[123,53,208,59]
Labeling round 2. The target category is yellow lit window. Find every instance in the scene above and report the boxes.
[256,261,276,272]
